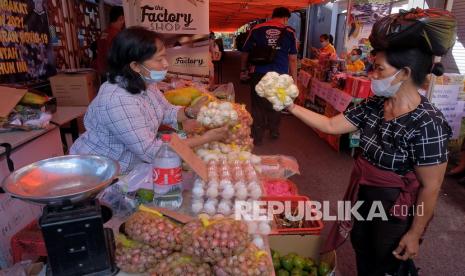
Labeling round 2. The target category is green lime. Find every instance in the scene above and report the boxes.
[318,261,331,276]
[137,189,154,202]
[277,269,290,276]
[308,266,318,276]
[293,255,306,270]
[273,256,281,270]
[291,268,303,276]
[281,255,294,271]
[303,257,315,271]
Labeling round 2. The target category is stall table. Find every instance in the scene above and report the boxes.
[50,106,87,151]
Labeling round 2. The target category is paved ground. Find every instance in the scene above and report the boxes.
[219,50,465,275]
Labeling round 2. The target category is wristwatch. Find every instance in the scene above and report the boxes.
[184,107,195,119]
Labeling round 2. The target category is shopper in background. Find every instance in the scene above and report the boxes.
[365,49,377,73]
[94,6,125,80]
[287,47,450,275]
[71,27,227,173]
[241,7,298,145]
[346,48,365,72]
[312,34,336,58]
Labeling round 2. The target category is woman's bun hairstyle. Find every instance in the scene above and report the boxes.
[431,62,445,77]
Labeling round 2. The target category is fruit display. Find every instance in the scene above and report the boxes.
[272,250,331,276]
[148,253,213,276]
[125,209,183,253]
[255,72,299,111]
[164,87,203,106]
[213,244,273,276]
[180,217,251,263]
[115,234,161,273]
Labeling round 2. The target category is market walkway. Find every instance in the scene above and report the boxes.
[219,50,465,275]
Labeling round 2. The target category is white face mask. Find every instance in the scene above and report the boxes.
[371,70,403,98]
[140,64,167,83]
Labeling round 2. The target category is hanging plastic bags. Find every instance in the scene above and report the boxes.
[369,8,457,56]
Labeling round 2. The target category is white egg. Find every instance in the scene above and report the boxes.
[192,201,203,213]
[219,179,233,190]
[221,186,235,200]
[235,186,248,200]
[204,201,217,216]
[258,222,271,235]
[205,198,218,206]
[248,182,261,192]
[218,200,232,215]
[250,187,262,200]
[253,235,265,249]
[206,186,219,198]
[192,186,204,199]
[194,179,205,188]
[208,179,219,187]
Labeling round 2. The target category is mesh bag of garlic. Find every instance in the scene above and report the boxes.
[255,72,299,111]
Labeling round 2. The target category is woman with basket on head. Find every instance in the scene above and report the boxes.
[282,9,456,275]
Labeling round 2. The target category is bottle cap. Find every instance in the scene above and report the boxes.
[161,134,171,142]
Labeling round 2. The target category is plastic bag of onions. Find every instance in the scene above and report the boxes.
[213,244,273,276]
[148,252,212,276]
[181,217,250,263]
[125,210,182,252]
[115,234,160,273]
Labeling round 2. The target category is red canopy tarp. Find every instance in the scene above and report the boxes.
[210,0,325,32]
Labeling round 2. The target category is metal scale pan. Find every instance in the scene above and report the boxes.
[1,155,119,206]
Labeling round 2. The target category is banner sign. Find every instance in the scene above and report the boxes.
[126,0,209,35]
[166,45,210,77]
[124,0,210,78]
[0,0,55,84]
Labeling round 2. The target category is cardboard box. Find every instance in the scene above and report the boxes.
[0,87,26,117]
[49,70,99,106]
[269,234,336,274]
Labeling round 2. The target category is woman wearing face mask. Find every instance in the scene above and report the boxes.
[286,47,450,275]
[346,48,365,72]
[312,34,336,58]
[70,27,228,173]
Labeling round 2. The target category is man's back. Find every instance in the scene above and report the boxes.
[243,20,298,74]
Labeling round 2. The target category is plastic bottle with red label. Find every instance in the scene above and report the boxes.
[153,134,183,195]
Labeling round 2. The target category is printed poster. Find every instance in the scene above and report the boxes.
[0,0,56,84]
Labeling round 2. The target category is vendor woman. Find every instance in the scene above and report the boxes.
[346,48,365,72]
[312,34,336,58]
[287,46,450,274]
[71,27,228,173]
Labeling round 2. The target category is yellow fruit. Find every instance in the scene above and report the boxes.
[165,87,202,106]
[20,92,48,105]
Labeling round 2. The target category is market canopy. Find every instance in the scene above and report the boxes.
[210,0,324,32]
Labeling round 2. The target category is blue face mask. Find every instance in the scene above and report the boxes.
[140,64,167,83]
[350,55,359,62]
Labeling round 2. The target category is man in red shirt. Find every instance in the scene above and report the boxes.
[94,6,125,79]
